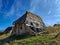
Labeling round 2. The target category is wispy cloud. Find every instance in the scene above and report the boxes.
[0,0,2,10]
[48,10,51,15]
[5,6,15,18]
[54,15,60,17]
[3,0,23,18]
[2,0,15,18]
[29,0,48,12]
[0,0,7,14]
[4,0,29,18]
[55,0,60,11]
[55,0,60,4]
[29,0,41,12]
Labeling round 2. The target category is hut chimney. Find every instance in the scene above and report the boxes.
[26,11,30,14]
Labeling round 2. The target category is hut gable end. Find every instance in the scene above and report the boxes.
[12,11,46,35]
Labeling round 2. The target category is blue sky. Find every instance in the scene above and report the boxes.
[0,0,60,30]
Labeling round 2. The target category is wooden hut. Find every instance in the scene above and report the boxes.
[12,11,46,35]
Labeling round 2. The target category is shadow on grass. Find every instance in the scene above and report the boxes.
[53,32,60,39]
[0,33,31,43]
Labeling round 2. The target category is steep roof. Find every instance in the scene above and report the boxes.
[13,11,44,25]
[13,13,27,24]
[4,27,12,34]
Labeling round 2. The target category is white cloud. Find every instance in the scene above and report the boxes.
[54,18,60,24]
[48,10,51,15]
[3,0,22,18]
[29,0,49,13]
[55,1,60,17]
[3,0,16,18]
[55,0,60,10]
[6,6,15,17]
[58,1,60,4]
[54,15,60,17]
[55,0,59,4]
[0,0,2,10]
[55,0,60,4]
[43,0,48,7]
[0,0,7,14]
[44,21,53,26]
[29,0,41,12]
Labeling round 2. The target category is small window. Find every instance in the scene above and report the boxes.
[20,27,22,29]
[36,28,39,32]
[36,23,39,27]
[29,26,35,32]
[31,22,33,25]
[36,28,42,32]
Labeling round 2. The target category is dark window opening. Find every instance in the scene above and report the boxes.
[31,22,33,25]
[36,28,39,32]
[36,23,39,27]
[36,28,42,32]
[29,26,36,32]
[39,29,42,32]
[20,27,22,29]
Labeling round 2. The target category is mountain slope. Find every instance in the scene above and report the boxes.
[0,34,60,45]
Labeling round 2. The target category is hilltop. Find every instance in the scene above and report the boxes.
[0,11,60,45]
[0,24,60,45]
[0,33,60,45]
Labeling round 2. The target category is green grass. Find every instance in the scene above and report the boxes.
[0,33,60,45]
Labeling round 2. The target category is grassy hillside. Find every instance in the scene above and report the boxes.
[0,33,60,45]
[0,24,60,45]
[46,25,60,34]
